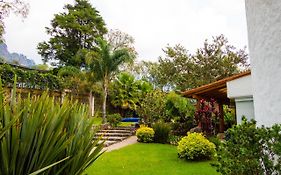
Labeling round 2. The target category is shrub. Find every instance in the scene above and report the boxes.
[214,118,281,175]
[136,126,155,143]
[177,132,216,160]
[207,136,221,150]
[169,135,183,146]
[152,122,171,143]
[0,80,104,175]
[107,113,122,127]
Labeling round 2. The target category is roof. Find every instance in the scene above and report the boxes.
[181,70,251,103]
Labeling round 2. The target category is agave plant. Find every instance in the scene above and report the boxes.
[0,79,104,175]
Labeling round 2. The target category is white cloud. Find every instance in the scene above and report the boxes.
[3,0,248,64]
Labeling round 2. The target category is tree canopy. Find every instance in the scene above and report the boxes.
[148,35,249,90]
[0,0,29,43]
[37,0,107,68]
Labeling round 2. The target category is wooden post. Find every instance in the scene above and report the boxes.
[219,103,224,133]
[89,91,95,117]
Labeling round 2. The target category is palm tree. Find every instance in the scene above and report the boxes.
[86,38,133,123]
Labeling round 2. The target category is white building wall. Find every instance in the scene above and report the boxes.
[227,75,252,99]
[227,75,254,123]
[245,0,281,126]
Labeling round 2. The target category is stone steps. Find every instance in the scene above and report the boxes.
[96,132,132,137]
[99,130,132,133]
[95,126,135,147]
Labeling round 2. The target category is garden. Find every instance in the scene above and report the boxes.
[1,0,281,175]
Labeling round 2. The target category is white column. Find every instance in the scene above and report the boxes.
[245,0,281,126]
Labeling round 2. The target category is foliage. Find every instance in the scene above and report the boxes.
[110,72,152,112]
[148,35,249,90]
[207,136,221,150]
[136,90,167,125]
[31,64,50,71]
[214,118,281,175]
[0,0,29,43]
[105,29,137,59]
[0,80,104,175]
[169,135,183,146]
[0,63,62,90]
[177,132,216,161]
[86,38,134,123]
[152,122,171,143]
[107,113,122,127]
[37,0,107,68]
[136,126,155,143]
[224,105,236,129]
[85,143,219,175]
[165,92,195,135]
[194,98,220,135]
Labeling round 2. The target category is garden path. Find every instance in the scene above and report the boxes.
[103,136,137,152]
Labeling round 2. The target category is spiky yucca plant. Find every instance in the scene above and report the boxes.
[0,80,104,175]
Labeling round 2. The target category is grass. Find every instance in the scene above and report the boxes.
[85,143,219,175]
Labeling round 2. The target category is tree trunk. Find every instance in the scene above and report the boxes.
[102,81,108,124]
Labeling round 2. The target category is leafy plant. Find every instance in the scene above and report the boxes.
[0,63,62,90]
[165,92,195,135]
[0,79,104,175]
[136,126,155,143]
[107,113,122,127]
[168,135,183,146]
[152,122,171,143]
[194,98,220,135]
[177,132,216,161]
[136,90,167,125]
[214,118,281,175]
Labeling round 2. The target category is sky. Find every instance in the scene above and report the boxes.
[3,0,249,64]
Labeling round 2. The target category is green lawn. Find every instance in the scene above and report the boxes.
[85,143,219,175]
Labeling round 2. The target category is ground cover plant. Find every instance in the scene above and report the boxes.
[0,80,104,175]
[85,143,219,175]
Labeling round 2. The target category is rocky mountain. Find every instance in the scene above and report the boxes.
[0,43,35,68]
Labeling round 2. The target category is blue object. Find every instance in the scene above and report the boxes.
[121,118,140,122]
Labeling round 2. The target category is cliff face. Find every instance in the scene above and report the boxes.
[0,43,35,67]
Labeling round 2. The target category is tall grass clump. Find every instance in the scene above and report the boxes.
[0,79,104,175]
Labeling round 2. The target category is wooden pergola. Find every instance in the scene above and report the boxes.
[181,71,251,133]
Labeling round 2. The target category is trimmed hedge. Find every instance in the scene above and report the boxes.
[177,132,216,160]
[136,126,155,143]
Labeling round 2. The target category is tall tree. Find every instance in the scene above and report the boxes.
[105,29,137,57]
[150,35,249,90]
[37,0,107,68]
[0,0,29,43]
[86,38,133,123]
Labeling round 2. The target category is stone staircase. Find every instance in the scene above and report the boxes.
[96,126,135,147]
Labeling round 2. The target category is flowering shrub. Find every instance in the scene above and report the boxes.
[177,132,216,160]
[136,126,155,143]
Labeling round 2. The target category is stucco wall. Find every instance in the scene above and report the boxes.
[245,0,281,126]
[227,75,252,99]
